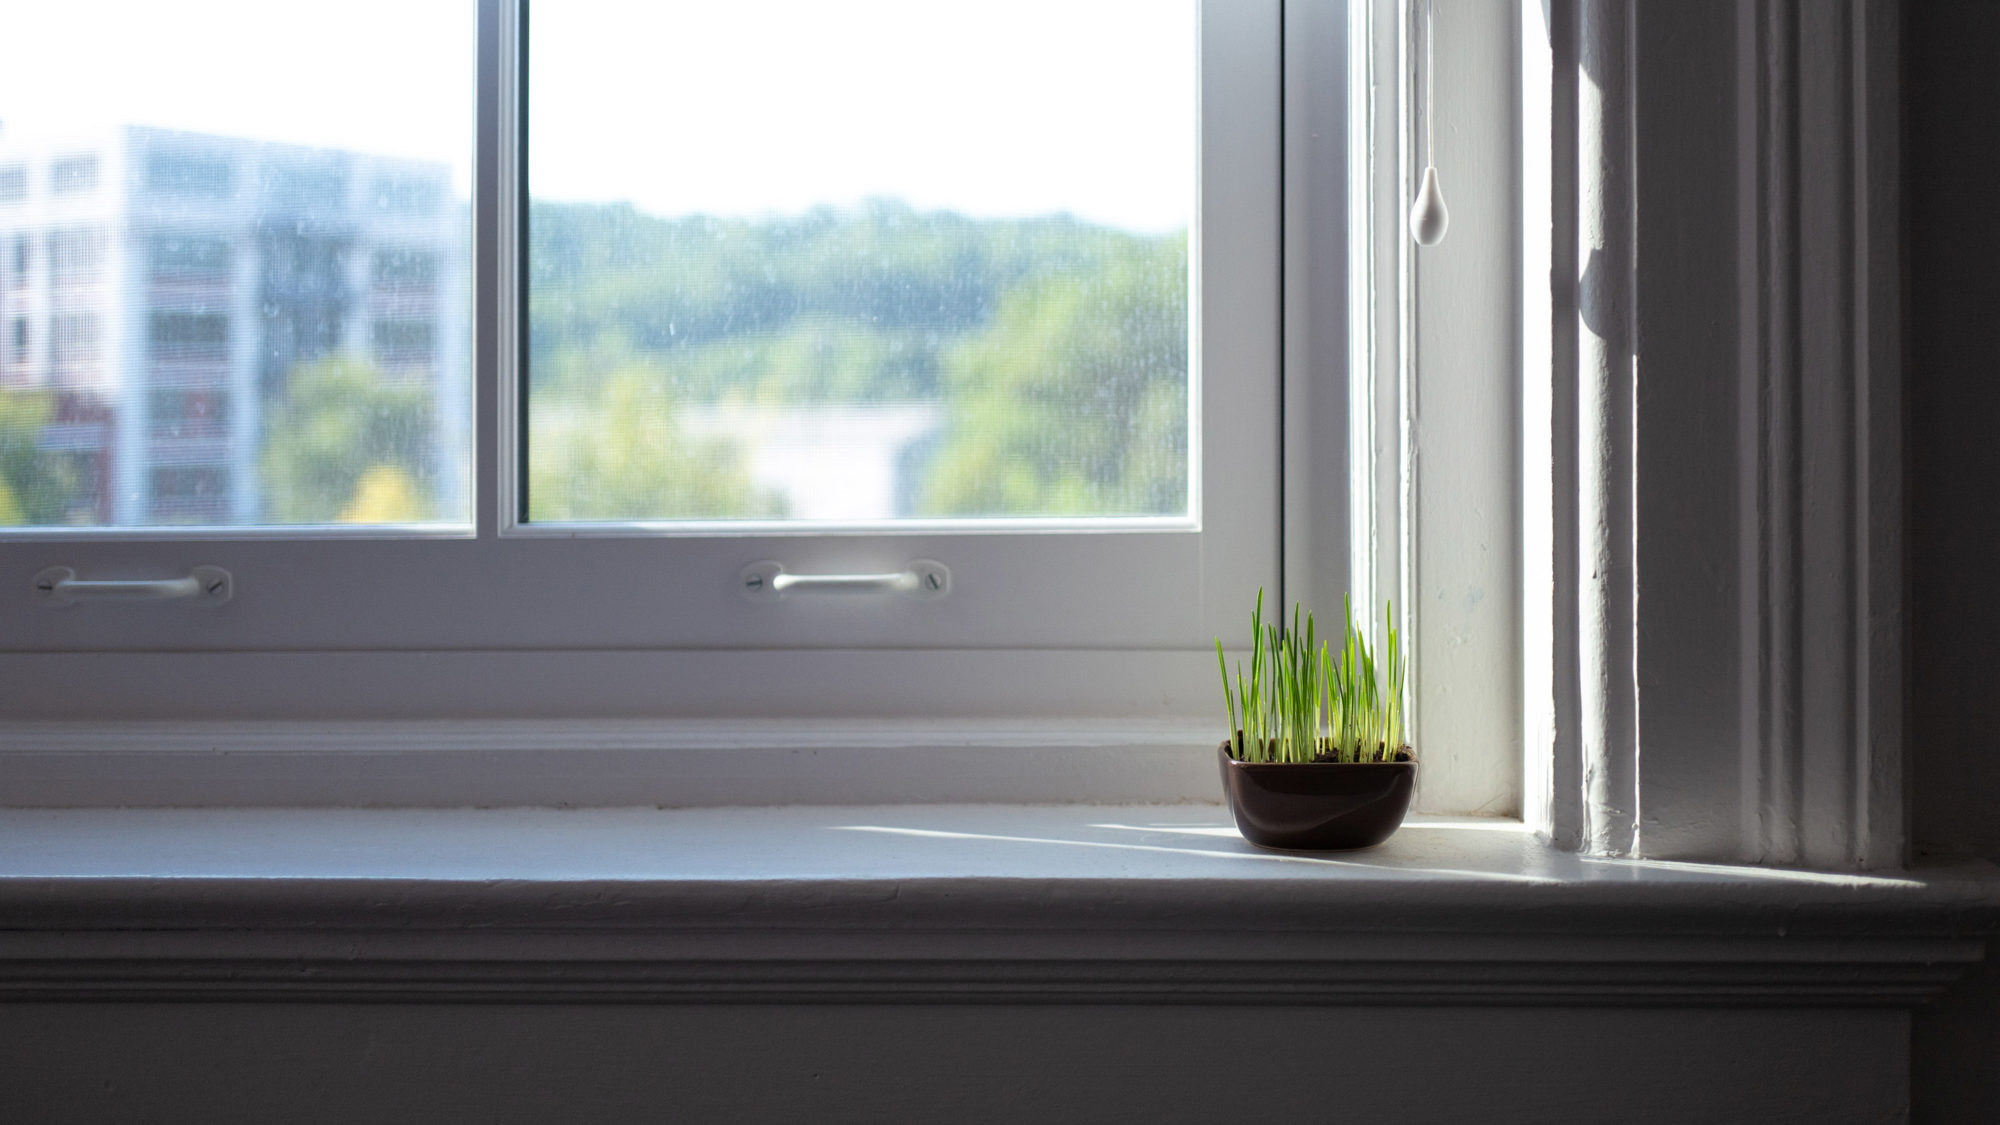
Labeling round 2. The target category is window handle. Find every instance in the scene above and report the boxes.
[739,560,949,602]
[33,565,233,607]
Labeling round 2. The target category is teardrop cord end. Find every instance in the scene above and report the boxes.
[1409,165,1449,246]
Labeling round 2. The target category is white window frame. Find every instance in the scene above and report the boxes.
[0,0,1297,724]
[0,0,1541,824]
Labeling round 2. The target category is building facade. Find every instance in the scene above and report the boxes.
[0,126,468,526]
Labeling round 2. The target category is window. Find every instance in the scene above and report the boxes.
[150,235,232,281]
[50,155,97,195]
[370,317,433,368]
[148,387,230,433]
[0,0,1283,724]
[148,465,229,524]
[8,318,25,367]
[0,1,1912,876]
[148,311,229,361]
[146,150,234,199]
[371,248,436,290]
[526,1,1196,528]
[262,162,348,212]
[484,0,1274,673]
[49,311,98,369]
[369,173,443,215]
[47,229,104,288]
[0,5,473,532]
[0,164,25,202]
[8,235,25,285]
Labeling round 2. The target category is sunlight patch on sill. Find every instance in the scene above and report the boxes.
[1575,854,1926,889]
[830,824,1552,881]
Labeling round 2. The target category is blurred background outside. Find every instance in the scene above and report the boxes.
[0,1,1194,529]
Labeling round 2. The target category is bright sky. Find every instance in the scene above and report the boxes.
[0,0,1194,232]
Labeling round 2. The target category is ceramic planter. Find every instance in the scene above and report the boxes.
[1217,742,1416,850]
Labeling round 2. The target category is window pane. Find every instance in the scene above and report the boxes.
[527,0,1195,524]
[0,1,473,529]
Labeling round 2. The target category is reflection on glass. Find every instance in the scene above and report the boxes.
[0,1,473,528]
[526,0,1195,523]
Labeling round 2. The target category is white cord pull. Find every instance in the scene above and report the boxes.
[1409,7,1449,246]
[33,565,233,607]
[739,560,949,602]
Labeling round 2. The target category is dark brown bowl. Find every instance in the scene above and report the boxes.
[1217,742,1417,851]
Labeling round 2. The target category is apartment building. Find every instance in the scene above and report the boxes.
[0,125,468,525]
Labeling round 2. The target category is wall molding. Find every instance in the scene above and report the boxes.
[0,946,1976,1007]
[1735,0,1904,872]
[1,804,1990,1007]
[1533,0,1901,869]
[1573,0,1640,860]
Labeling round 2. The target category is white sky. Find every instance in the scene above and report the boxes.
[0,0,1194,232]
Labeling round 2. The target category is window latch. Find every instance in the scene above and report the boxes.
[32,565,233,607]
[738,560,949,602]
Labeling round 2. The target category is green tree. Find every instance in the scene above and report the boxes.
[525,200,1193,521]
[916,236,1189,517]
[0,389,82,526]
[261,355,436,523]
[528,363,782,521]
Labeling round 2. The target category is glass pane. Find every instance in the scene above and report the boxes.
[527,0,1194,523]
[0,1,473,528]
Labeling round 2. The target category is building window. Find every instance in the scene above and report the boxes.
[148,464,229,522]
[0,164,26,203]
[47,229,105,288]
[370,318,434,368]
[146,150,235,199]
[49,311,99,370]
[8,318,25,367]
[369,174,442,215]
[9,234,26,286]
[50,155,98,195]
[148,387,230,436]
[149,234,233,281]
[371,248,437,290]
[148,311,229,361]
[263,163,347,212]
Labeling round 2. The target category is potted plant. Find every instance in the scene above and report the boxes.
[1215,591,1415,850]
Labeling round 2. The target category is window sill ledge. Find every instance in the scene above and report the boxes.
[3,804,1996,1006]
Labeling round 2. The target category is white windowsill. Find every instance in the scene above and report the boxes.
[4,803,1996,1006]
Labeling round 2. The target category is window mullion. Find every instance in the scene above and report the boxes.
[475,0,518,543]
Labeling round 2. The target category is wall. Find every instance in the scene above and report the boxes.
[1905,1,2000,1120]
[1,4,1994,1121]
[0,1003,1907,1124]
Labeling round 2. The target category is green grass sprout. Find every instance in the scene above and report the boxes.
[1217,590,1410,764]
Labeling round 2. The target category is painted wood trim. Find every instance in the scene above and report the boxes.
[3,856,1990,1007]
[1539,0,1901,868]
[1530,0,1587,851]
[1742,0,1904,870]
[1,799,1982,1005]
[1574,0,1640,859]
[0,947,1976,1007]
[0,718,1227,807]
